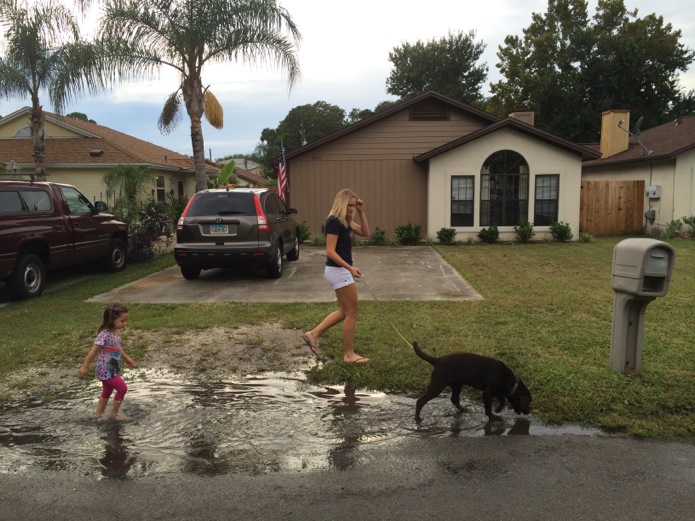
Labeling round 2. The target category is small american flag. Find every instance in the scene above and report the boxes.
[278,142,287,202]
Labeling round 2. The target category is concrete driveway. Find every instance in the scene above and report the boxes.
[89,245,483,304]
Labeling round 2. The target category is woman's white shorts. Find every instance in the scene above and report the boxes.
[324,266,354,290]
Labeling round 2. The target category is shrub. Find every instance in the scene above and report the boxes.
[682,216,695,239]
[395,223,422,246]
[297,221,310,243]
[514,219,535,243]
[579,232,595,243]
[550,221,573,242]
[478,225,499,244]
[370,227,391,246]
[663,219,682,239]
[436,227,457,245]
[128,231,159,263]
[309,233,326,246]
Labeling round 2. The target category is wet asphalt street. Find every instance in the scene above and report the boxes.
[1,246,693,520]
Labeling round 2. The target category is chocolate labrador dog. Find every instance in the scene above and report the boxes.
[413,341,532,422]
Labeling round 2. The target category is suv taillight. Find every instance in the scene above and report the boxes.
[253,194,270,233]
[176,194,196,233]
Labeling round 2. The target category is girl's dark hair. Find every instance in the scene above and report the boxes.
[98,303,128,333]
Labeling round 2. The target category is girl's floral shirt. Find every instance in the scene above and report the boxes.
[93,330,122,380]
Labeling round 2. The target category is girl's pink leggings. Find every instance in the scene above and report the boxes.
[101,376,128,401]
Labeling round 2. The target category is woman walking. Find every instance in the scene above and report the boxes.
[304,189,371,363]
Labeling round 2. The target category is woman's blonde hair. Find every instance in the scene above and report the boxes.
[328,188,358,228]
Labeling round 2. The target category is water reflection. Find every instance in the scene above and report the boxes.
[0,369,599,478]
[324,385,362,470]
[98,423,135,480]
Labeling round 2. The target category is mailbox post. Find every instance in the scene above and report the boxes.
[610,238,675,373]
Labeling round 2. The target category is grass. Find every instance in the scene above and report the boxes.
[1,238,693,440]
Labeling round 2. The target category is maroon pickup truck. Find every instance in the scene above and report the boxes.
[0,179,129,300]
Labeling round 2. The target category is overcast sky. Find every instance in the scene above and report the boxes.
[1,0,693,159]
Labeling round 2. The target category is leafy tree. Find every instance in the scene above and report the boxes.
[66,111,96,123]
[386,30,488,104]
[0,0,103,179]
[258,100,346,168]
[489,0,694,141]
[347,107,373,124]
[93,0,301,192]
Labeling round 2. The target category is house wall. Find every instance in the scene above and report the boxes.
[289,110,491,237]
[427,128,583,241]
[582,153,695,234]
[49,168,195,207]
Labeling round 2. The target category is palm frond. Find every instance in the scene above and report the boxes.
[204,90,224,129]
[158,91,183,134]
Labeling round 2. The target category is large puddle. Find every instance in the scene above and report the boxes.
[0,368,599,479]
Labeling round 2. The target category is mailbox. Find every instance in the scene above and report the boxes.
[610,238,676,373]
[612,238,674,297]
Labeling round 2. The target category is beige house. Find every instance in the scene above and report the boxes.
[284,91,600,241]
[0,107,217,205]
[582,109,695,235]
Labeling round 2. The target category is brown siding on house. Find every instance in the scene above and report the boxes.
[580,180,645,236]
[288,107,490,237]
[304,114,488,161]
[291,158,427,238]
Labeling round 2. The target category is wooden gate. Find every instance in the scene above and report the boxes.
[580,180,645,236]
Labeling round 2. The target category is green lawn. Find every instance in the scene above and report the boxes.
[1,237,693,440]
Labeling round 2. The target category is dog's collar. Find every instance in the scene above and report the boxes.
[508,377,520,396]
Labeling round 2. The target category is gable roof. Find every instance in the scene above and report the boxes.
[0,107,217,174]
[414,117,601,163]
[583,115,695,168]
[235,167,268,185]
[285,90,500,161]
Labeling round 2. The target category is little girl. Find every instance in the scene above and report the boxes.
[80,303,135,420]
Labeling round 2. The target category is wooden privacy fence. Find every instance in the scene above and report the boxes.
[580,180,645,236]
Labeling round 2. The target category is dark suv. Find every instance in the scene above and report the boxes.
[174,188,300,279]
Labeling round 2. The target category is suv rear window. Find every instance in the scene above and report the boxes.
[186,192,256,217]
[0,189,53,213]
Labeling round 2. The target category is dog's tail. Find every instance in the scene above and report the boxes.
[412,341,438,366]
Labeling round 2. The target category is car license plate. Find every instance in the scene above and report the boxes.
[209,224,228,234]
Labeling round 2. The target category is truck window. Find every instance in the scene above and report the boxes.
[0,191,24,213]
[20,190,52,212]
[60,186,93,215]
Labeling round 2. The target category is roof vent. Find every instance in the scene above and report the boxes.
[89,149,104,157]
[410,101,449,121]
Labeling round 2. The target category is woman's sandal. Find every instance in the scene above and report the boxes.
[303,332,321,356]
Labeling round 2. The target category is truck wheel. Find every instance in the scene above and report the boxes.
[102,239,127,272]
[8,253,46,300]
[180,266,201,280]
[266,242,283,278]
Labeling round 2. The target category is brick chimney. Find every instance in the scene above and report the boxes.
[509,110,535,126]
[600,109,630,158]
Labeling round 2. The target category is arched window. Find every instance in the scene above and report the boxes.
[480,150,529,226]
[13,126,50,138]
[13,126,31,137]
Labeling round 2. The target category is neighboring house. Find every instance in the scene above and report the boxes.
[220,157,263,176]
[582,109,695,236]
[283,91,600,241]
[0,107,218,206]
[234,167,270,188]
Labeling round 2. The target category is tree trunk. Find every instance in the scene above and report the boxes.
[30,98,47,181]
[182,77,208,192]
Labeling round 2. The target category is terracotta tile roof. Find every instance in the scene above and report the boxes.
[0,108,218,174]
[583,115,695,168]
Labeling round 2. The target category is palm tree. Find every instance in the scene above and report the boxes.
[95,0,302,192]
[0,0,103,179]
